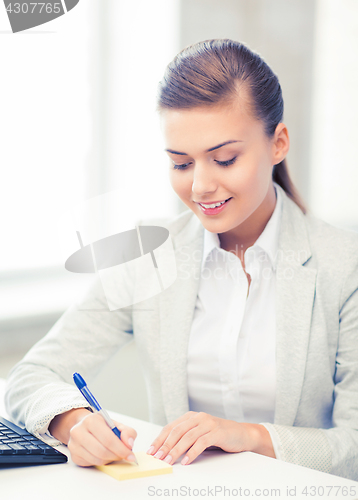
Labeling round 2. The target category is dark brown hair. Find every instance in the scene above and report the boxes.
[157,39,307,214]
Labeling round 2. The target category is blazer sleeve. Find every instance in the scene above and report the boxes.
[4,277,134,445]
[263,260,358,481]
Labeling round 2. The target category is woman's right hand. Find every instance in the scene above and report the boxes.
[48,408,137,467]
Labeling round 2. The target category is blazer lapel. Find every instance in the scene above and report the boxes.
[274,185,317,425]
[159,214,204,423]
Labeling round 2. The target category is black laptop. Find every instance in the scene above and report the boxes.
[0,415,67,466]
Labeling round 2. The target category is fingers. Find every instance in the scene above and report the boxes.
[68,412,137,467]
[147,414,250,466]
[154,419,208,462]
[147,411,197,456]
[179,433,212,465]
[147,412,217,466]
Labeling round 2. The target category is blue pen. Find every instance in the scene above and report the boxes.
[73,372,138,464]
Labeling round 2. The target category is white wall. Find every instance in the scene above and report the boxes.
[89,0,180,223]
[0,1,90,272]
[309,0,358,229]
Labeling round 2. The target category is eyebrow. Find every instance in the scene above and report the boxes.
[165,140,243,155]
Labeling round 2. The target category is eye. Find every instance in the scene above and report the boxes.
[172,162,192,170]
[215,156,237,167]
[171,156,237,170]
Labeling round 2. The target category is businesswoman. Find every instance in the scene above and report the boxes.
[5,39,358,480]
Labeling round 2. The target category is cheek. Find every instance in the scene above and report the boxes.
[233,152,271,189]
[224,161,257,193]
[169,170,192,199]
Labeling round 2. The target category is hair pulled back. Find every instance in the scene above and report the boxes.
[157,39,306,214]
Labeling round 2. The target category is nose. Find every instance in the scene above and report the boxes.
[191,162,217,197]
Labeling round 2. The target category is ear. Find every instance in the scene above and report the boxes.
[272,123,290,165]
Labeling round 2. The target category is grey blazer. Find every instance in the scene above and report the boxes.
[5,184,358,480]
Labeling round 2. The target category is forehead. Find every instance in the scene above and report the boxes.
[160,102,264,153]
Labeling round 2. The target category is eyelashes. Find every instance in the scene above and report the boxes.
[216,156,238,167]
[172,162,191,170]
[172,156,238,170]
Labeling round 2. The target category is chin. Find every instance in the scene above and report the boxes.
[199,218,232,234]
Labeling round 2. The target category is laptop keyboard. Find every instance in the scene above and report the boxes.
[0,423,56,454]
[0,416,67,464]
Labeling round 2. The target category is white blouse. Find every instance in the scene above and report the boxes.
[187,182,283,456]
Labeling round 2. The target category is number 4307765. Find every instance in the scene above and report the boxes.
[6,3,62,14]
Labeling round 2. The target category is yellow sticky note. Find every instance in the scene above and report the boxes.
[95,452,173,481]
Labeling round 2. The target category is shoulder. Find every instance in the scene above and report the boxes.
[300,210,358,306]
[304,211,358,269]
[277,183,358,271]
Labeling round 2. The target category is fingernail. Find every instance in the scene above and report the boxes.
[146,445,155,455]
[128,437,134,449]
[127,454,136,462]
[181,456,189,465]
[154,450,163,459]
[164,455,172,464]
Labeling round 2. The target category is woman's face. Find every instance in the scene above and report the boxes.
[160,100,288,244]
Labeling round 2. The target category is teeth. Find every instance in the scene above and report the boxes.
[200,200,227,209]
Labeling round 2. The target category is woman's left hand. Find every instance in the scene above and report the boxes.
[146,411,273,465]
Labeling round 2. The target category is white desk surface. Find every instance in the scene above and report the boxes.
[1,379,357,500]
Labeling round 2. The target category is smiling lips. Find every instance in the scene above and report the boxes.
[196,197,232,215]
